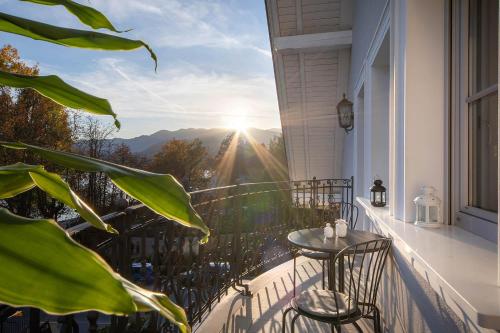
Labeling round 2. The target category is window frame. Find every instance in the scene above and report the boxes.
[450,0,498,242]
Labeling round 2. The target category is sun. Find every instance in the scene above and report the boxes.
[225,116,249,133]
[222,101,254,133]
[232,118,248,133]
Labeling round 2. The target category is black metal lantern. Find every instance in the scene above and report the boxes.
[370,179,386,207]
[337,93,354,133]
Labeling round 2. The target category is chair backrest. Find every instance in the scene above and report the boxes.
[340,202,359,229]
[309,202,359,229]
[333,237,392,320]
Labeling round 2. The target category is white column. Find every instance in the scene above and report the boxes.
[354,89,366,197]
[363,69,373,198]
[391,0,446,222]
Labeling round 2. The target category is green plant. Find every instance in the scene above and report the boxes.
[0,2,210,332]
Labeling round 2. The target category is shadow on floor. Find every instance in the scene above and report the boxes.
[196,257,375,333]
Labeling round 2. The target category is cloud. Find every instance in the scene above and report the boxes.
[63,58,279,131]
[4,0,277,137]
[95,0,271,57]
[3,0,271,56]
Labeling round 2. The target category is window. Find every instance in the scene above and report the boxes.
[467,0,498,213]
[452,0,498,239]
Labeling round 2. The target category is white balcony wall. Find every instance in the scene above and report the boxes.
[351,0,388,88]
[348,0,389,199]
[345,0,478,332]
[269,0,499,331]
[349,0,446,220]
[394,0,446,222]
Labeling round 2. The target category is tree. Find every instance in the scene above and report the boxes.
[214,132,287,184]
[213,132,245,185]
[0,45,74,220]
[268,134,288,181]
[109,143,140,167]
[71,116,116,212]
[0,45,37,75]
[151,139,210,190]
[0,45,72,155]
[106,143,146,208]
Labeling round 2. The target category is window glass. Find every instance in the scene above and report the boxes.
[468,0,498,94]
[468,93,498,212]
[467,0,498,214]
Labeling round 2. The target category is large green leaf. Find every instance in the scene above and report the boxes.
[20,0,126,32]
[0,163,117,233]
[0,209,190,333]
[0,171,35,198]
[121,278,189,333]
[1,142,210,242]
[0,70,120,128]
[0,12,157,70]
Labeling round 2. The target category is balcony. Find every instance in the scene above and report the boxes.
[5,178,372,333]
[196,256,375,333]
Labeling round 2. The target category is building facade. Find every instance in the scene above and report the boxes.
[266,0,499,332]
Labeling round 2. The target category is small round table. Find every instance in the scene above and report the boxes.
[287,228,383,291]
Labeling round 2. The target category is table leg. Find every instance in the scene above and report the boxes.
[328,253,344,292]
[329,254,335,291]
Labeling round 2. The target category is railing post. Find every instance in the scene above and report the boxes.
[110,209,133,333]
[58,315,77,333]
[310,177,318,227]
[117,211,131,277]
[29,308,40,333]
[87,311,98,333]
[231,184,242,285]
[231,184,251,296]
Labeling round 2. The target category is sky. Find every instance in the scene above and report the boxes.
[1,0,281,138]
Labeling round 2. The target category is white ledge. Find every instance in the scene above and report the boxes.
[357,197,499,332]
[273,30,352,53]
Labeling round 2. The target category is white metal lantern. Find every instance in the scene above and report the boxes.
[413,186,442,227]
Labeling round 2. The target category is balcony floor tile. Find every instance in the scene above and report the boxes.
[196,256,375,333]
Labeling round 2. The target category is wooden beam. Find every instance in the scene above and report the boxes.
[273,30,352,53]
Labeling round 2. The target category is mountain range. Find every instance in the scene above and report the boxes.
[109,128,282,157]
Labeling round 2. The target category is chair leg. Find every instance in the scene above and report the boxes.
[282,307,294,333]
[377,308,382,333]
[352,321,363,333]
[290,313,300,333]
[293,255,297,297]
[330,323,340,333]
[373,307,382,333]
[322,260,325,289]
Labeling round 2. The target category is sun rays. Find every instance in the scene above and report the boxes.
[245,131,289,181]
[215,131,241,186]
[214,129,288,186]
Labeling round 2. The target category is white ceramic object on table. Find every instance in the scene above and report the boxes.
[324,222,334,238]
[335,219,348,237]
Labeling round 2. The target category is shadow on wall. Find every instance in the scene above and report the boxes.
[367,221,469,333]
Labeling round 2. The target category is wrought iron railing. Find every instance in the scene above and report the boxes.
[9,177,353,333]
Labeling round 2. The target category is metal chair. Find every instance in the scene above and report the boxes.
[285,238,392,333]
[292,202,360,295]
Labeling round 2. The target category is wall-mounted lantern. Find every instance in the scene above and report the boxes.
[337,93,354,133]
[370,179,387,207]
[414,186,442,227]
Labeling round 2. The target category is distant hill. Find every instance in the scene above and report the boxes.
[109,128,281,157]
